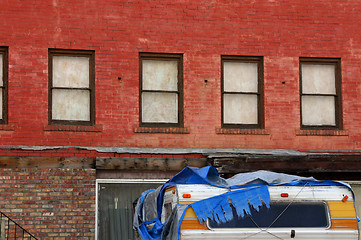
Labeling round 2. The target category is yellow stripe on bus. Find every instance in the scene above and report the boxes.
[180,220,208,230]
[328,201,356,218]
[183,207,197,219]
[165,186,175,192]
[179,201,195,205]
[330,219,358,229]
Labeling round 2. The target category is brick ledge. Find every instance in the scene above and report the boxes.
[216,128,270,135]
[44,124,103,132]
[296,129,348,136]
[134,126,190,134]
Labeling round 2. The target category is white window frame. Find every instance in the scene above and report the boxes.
[300,58,342,129]
[221,55,264,129]
[139,53,183,127]
[48,49,95,126]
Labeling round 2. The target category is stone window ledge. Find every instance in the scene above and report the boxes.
[296,129,348,136]
[216,128,270,135]
[0,124,15,131]
[44,124,103,132]
[134,126,190,134]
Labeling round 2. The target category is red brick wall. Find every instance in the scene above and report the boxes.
[0,1,360,150]
[0,168,96,239]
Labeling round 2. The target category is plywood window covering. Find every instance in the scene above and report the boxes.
[222,56,264,128]
[300,58,342,129]
[49,49,95,125]
[0,47,8,124]
[139,53,183,127]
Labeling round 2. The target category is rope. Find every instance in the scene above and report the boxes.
[239,182,310,240]
[266,182,309,230]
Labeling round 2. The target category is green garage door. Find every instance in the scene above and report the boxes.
[98,182,164,240]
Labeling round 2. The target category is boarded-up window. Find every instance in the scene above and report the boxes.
[222,56,264,128]
[49,49,95,125]
[140,53,183,127]
[300,58,342,129]
[0,47,8,124]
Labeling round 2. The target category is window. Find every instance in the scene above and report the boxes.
[0,47,8,124]
[300,58,342,129]
[49,49,95,125]
[208,202,329,228]
[222,56,264,128]
[139,53,183,127]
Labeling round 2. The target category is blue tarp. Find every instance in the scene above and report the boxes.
[155,166,227,218]
[190,185,270,224]
[133,166,352,240]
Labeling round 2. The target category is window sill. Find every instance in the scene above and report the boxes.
[216,128,270,135]
[134,126,190,134]
[0,124,15,131]
[296,129,348,136]
[44,124,103,132]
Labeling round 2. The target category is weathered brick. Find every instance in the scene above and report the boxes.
[0,1,361,239]
[0,168,95,239]
[0,1,359,151]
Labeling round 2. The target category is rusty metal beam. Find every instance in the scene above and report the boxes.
[0,156,209,171]
[0,157,95,168]
[209,154,361,174]
[96,157,208,171]
[1,153,361,180]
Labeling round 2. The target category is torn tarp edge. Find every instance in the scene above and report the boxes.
[134,188,164,240]
[156,166,226,218]
[190,185,271,225]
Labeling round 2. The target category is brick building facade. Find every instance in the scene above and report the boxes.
[1,0,361,239]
